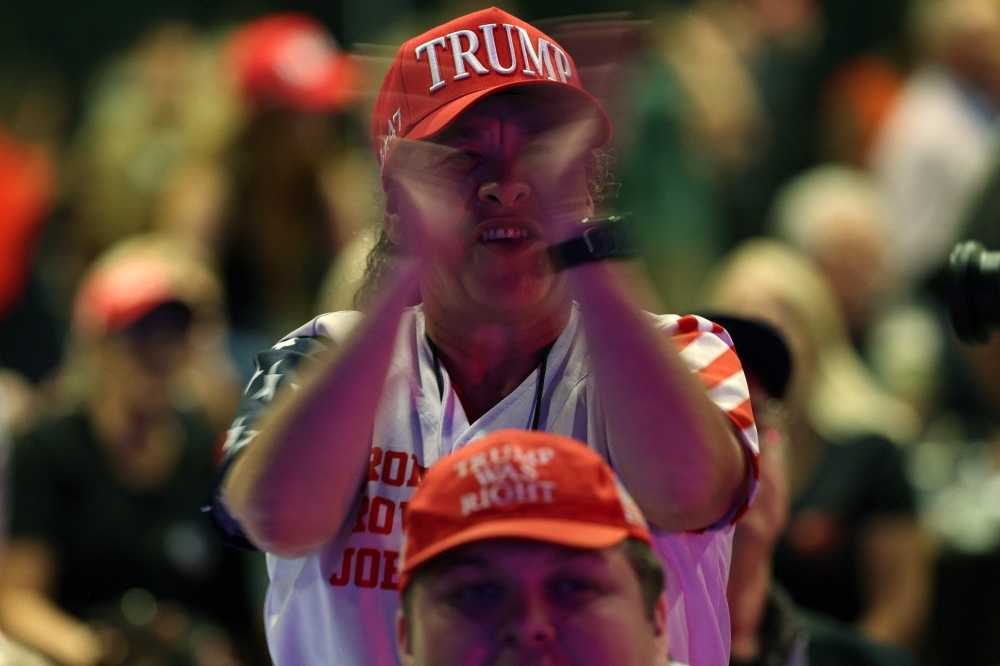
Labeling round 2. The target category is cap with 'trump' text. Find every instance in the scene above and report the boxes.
[398,429,651,593]
[371,7,611,173]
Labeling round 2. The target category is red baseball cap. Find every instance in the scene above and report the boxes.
[72,236,225,338]
[398,429,651,592]
[226,13,359,112]
[371,7,611,172]
[74,252,185,337]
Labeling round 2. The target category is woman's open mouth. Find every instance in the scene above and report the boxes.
[479,227,535,243]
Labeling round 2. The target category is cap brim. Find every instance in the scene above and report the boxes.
[698,313,792,400]
[107,296,188,334]
[400,517,635,590]
[75,254,185,336]
[404,80,611,147]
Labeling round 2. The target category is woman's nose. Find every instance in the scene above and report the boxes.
[478,179,531,207]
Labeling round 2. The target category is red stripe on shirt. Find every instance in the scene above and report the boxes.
[726,398,755,431]
[667,330,704,356]
[675,314,702,335]
[693,347,744,391]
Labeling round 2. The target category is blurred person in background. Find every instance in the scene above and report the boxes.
[67,23,238,278]
[705,239,929,649]
[869,0,1000,290]
[0,119,60,434]
[768,165,951,418]
[617,4,766,314]
[699,0,828,243]
[768,165,894,346]
[159,13,373,353]
[717,314,916,665]
[0,236,259,666]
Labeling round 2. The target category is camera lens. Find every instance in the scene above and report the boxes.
[948,241,1000,343]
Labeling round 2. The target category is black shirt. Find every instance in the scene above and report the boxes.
[773,434,916,623]
[8,409,252,632]
[730,585,917,666]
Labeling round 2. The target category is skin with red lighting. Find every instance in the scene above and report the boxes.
[222,91,748,558]
[397,540,668,666]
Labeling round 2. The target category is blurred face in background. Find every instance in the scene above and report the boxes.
[738,373,791,550]
[811,214,890,337]
[945,0,1000,93]
[94,302,193,417]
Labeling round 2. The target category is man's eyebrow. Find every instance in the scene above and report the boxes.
[548,548,610,565]
[424,554,493,579]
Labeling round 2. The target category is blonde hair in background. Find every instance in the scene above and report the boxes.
[69,23,242,253]
[769,164,888,256]
[704,238,920,445]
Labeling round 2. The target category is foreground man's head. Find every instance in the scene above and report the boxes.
[396,429,667,666]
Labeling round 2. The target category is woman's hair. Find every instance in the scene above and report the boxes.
[704,239,920,444]
[769,164,888,254]
[352,148,616,310]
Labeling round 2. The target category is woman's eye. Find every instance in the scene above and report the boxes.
[521,144,553,159]
[445,150,481,164]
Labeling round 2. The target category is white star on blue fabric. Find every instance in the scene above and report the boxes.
[244,362,264,395]
[272,338,299,350]
[222,417,259,454]
[250,361,283,402]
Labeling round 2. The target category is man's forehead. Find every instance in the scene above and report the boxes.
[428,539,615,576]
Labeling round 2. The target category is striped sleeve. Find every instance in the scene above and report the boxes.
[202,335,331,549]
[656,313,759,525]
[203,311,364,548]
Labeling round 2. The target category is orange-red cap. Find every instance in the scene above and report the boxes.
[226,13,359,112]
[398,430,650,593]
[371,7,611,173]
[73,252,184,337]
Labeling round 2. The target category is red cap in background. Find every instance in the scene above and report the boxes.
[0,126,54,319]
[371,7,611,172]
[74,250,186,337]
[398,429,650,593]
[226,13,359,112]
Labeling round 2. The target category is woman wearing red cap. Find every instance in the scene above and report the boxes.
[209,8,758,666]
[161,13,369,346]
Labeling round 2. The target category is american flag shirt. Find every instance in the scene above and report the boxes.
[207,304,758,666]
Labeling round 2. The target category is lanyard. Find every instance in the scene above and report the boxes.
[427,337,554,431]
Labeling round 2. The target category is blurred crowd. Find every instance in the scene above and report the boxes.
[2,0,1000,664]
